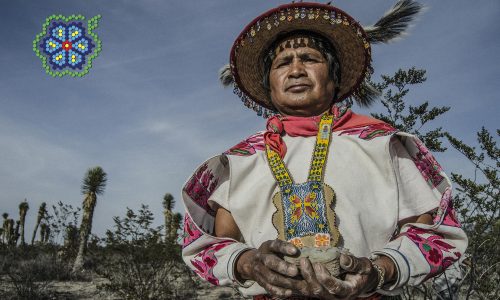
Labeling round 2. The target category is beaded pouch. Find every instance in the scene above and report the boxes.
[267,113,341,249]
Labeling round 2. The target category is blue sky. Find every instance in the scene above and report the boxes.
[0,0,498,240]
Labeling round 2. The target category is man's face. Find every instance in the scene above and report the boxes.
[269,38,335,117]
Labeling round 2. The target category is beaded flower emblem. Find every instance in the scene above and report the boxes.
[33,15,102,77]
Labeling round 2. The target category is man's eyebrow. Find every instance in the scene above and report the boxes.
[298,52,322,60]
[273,53,293,64]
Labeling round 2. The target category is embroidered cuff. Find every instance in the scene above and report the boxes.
[372,248,410,291]
[227,244,255,288]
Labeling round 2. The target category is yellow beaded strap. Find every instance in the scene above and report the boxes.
[265,113,334,186]
[266,144,293,187]
[308,113,333,182]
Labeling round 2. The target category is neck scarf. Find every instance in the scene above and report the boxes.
[264,105,387,159]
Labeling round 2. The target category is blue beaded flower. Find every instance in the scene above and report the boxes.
[34,15,102,77]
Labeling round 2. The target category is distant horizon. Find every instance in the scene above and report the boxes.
[0,0,498,240]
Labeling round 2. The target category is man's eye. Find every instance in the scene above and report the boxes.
[275,61,289,68]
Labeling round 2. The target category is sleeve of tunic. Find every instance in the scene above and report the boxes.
[180,155,253,287]
[373,133,468,293]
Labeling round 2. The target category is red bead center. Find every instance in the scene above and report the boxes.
[62,41,72,51]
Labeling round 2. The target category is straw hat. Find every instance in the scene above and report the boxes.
[220,1,423,117]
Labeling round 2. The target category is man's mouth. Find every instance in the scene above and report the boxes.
[286,84,310,92]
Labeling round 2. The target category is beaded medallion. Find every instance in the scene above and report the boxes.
[267,113,341,248]
[33,15,102,77]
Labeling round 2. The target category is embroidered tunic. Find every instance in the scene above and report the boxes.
[181,122,467,297]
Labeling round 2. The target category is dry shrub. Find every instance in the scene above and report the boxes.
[95,205,198,300]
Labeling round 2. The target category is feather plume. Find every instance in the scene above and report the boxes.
[219,64,234,87]
[352,80,381,107]
[364,0,424,44]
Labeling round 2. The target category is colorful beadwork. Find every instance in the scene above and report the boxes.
[308,114,333,182]
[268,113,341,248]
[33,15,102,77]
[266,144,293,187]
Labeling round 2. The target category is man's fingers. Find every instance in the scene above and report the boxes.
[262,282,293,299]
[340,254,373,275]
[253,265,303,297]
[314,263,354,298]
[299,258,324,297]
[268,239,299,256]
[260,253,298,277]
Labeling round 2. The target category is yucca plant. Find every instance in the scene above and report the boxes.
[39,223,51,244]
[31,202,47,245]
[162,193,175,243]
[2,213,8,244]
[7,219,15,245]
[18,200,29,245]
[13,220,20,245]
[73,166,107,273]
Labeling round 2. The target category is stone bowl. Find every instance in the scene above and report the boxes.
[284,246,342,277]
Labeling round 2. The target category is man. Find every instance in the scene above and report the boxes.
[181,2,467,299]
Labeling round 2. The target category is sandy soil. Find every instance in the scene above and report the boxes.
[0,275,247,299]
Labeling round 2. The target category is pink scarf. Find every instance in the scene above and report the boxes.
[264,106,388,159]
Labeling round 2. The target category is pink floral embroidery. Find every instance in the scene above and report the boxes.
[339,123,396,140]
[190,240,233,286]
[182,214,203,248]
[224,132,265,156]
[400,225,461,279]
[433,188,461,227]
[412,138,444,188]
[184,163,219,216]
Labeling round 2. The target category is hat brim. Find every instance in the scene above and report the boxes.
[230,2,371,112]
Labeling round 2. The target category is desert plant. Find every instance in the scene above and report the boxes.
[6,219,15,246]
[372,67,499,299]
[48,201,81,245]
[18,200,29,246]
[40,223,51,244]
[64,224,78,246]
[31,202,47,245]
[171,212,183,244]
[444,128,499,299]
[96,205,197,300]
[0,245,73,299]
[2,213,9,244]
[162,193,175,243]
[73,166,107,273]
[12,220,20,246]
[370,67,450,152]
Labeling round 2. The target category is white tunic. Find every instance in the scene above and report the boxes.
[181,128,467,297]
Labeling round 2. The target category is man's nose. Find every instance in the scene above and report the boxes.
[288,59,306,78]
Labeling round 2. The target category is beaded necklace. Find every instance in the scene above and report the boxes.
[266,112,341,248]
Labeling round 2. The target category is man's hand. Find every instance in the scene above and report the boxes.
[296,253,396,300]
[235,239,304,298]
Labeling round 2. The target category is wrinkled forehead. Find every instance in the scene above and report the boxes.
[273,33,323,56]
